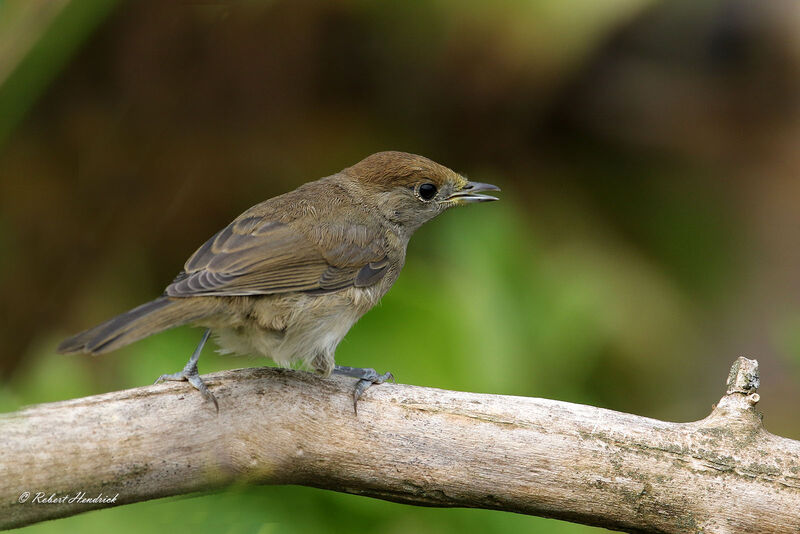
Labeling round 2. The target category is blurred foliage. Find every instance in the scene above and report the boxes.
[2,0,800,532]
[0,0,119,145]
[14,484,590,534]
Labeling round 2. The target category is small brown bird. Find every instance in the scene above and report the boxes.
[58,151,499,412]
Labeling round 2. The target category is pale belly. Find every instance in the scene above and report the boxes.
[206,285,383,375]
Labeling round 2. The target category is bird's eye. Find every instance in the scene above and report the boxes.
[418,183,438,201]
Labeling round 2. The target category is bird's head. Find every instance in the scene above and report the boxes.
[345,151,500,234]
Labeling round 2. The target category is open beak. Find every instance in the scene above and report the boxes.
[446,181,501,203]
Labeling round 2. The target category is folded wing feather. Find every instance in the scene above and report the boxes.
[165,217,388,297]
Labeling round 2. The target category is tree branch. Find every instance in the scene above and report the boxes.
[2,357,798,532]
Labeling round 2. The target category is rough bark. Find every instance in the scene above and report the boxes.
[1,357,798,532]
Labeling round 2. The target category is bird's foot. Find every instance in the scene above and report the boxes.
[154,363,218,412]
[154,329,218,412]
[333,365,394,415]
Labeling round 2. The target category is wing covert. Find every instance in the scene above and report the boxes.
[165,216,389,297]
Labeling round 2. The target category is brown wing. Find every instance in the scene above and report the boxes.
[165,215,389,297]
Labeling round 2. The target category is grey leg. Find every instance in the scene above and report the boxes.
[333,365,394,415]
[154,329,218,412]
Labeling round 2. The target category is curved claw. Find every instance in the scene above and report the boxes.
[187,374,219,413]
[351,371,394,416]
[333,365,394,415]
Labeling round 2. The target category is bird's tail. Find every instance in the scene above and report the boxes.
[57,297,217,355]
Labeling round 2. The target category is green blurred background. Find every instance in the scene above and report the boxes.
[2,0,800,532]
